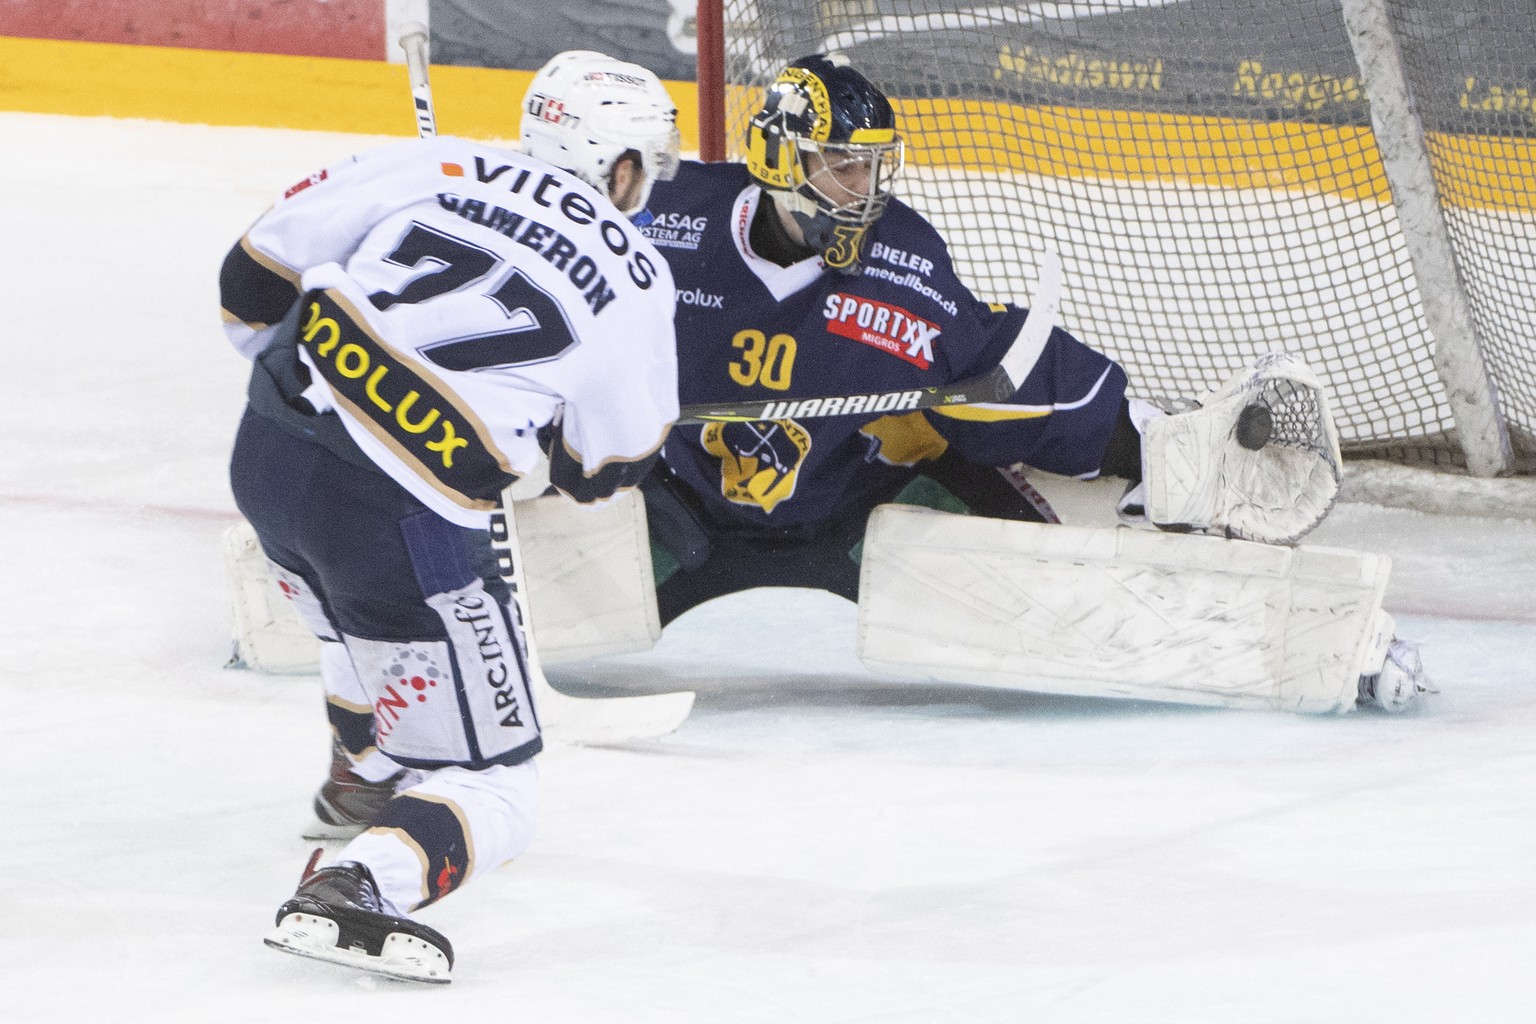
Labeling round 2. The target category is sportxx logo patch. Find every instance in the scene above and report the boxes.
[822,294,941,369]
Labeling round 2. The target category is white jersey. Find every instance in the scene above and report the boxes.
[222,136,678,527]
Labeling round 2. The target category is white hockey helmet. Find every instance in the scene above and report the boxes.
[520,50,681,216]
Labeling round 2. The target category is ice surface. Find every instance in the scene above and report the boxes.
[2,113,1532,1023]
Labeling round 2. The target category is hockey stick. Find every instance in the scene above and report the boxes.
[399,22,437,139]
[677,249,1064,423]
[396,22,694,741]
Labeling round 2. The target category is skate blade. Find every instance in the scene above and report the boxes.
[299,816,368,841]
[264,912,451,984]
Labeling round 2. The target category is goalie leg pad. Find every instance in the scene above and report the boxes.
[513,488,661,662]
[856,505,1392,714]
[223,520,325,673]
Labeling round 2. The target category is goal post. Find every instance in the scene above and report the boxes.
[696,0,1534,480]
[1339,0,1510,477]
[696,0,727,161]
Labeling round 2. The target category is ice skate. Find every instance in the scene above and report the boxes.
[264,858,453,984]
[1359,638,1434,712]
[302,740,404,840]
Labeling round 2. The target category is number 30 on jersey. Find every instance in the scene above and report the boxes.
[728,329,796,391]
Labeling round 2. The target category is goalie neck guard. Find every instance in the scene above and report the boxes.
[520,50,681,217]
[746,52,905,272]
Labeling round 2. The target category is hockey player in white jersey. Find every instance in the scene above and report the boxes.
[220,51,680,983]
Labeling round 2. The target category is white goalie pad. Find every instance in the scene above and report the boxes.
[223,521,329,674]
[225,489,660,673]
[513,489,662,662]
[1143,352,1343,545]
[857,505,1393,714]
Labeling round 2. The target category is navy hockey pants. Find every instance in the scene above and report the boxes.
[642,447,1053,626]
[229,406,508,642]
[230,406,544,771]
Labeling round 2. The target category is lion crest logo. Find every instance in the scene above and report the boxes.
[702,419,812,513]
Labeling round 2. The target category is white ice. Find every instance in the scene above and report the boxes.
[2,113,1534,1023]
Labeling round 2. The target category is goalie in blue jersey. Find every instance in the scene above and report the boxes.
[624,52,1422,714]
[636,52,1143,623]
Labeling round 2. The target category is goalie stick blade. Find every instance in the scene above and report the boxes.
[534,677,695,744]
[998,248,1063,390]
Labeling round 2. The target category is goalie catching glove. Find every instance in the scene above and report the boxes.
[1132,353,1343,545]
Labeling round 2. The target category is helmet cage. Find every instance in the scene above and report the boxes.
[745,55,903,231]
[789,136,904,227]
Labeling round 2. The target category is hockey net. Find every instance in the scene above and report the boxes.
[706,0,1536,488]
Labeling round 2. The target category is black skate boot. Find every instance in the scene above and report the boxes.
[264,856,454,984]
[302,740,405,840]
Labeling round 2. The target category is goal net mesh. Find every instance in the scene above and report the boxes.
[716,0,1535,472]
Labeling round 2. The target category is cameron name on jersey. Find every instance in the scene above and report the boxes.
[436,155,664,314]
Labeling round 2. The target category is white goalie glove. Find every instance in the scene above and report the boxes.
[1137,353,1343,545]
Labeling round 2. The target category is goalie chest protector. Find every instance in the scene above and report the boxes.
[641,162,1124,530]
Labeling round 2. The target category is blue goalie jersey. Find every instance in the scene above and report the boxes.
[642,161,1126,530]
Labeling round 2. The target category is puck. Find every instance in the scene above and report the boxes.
[1236,403,1273,450]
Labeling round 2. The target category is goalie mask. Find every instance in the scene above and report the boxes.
[521,50,681,217]
[746,52,905,271]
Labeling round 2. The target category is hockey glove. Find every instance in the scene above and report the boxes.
[1140,352,1343,545]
